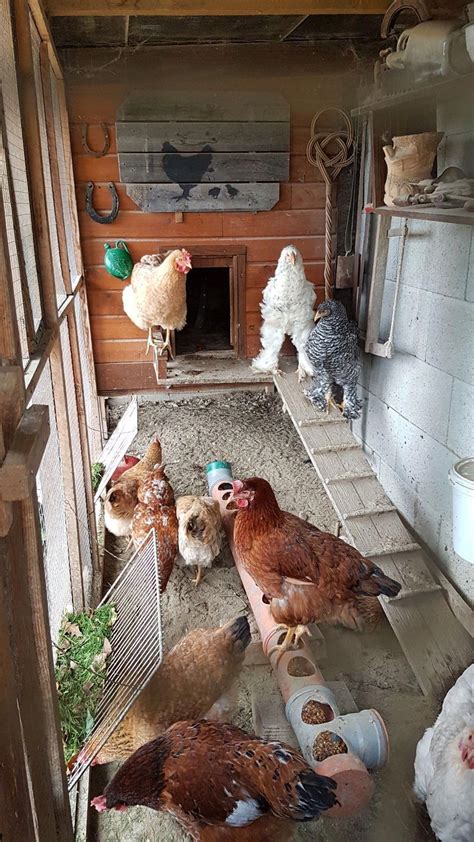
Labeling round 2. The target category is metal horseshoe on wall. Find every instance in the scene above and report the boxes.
[86,182,119,224]
[81,122,110,157]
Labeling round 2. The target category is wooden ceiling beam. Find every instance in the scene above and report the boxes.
[44,1,391,16]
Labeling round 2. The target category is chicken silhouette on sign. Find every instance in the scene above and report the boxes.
[162,142,214,201]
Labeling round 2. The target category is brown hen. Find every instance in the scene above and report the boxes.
[230,477,401,654]
[91,720,337,839]
[131,464,178,591]
[94,616,251,765]
[104,438,162,537]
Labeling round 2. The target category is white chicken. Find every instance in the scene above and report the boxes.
[251,245,315,382]
[414,663,474,841]
[176,495,223,586]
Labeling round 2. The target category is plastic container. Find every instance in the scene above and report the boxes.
[206,460,233,495]
[449,458,474,563]
[104,241,133,280]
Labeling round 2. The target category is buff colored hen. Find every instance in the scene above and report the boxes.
[104,438,162,537]
[94,616,251,765]
[131,464,178,591]
[122,248,192,356]
[91,720,337,840]
[176,495,223,586]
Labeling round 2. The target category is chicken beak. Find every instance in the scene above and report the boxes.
[290,252,296,265]
[314,311,323,322]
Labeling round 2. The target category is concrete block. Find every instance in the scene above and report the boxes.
[398,220,471,299]
[369,353,452,444]
[379,281,431,361]
[352,388,398,468]
[425,295,474,385]
[437,97,474,137]
[394,423,456,519]
[447,378,474,456]
[413,497,442,558]
[466,232,474,302]
[438,514,474,605]
[379,458,416,524]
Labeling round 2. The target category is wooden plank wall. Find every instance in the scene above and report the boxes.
[64,46,360,394]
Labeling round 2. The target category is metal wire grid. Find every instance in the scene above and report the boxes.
[32,360,73,645]
[49,66,79,284]
[74,290,102,460]
[67,529,163,790]
[30,16,67,307]
[94,398,138,502]
[0,0,42,356]
[60,320,94,604]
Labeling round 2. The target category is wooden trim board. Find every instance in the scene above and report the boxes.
[274,361,473,698]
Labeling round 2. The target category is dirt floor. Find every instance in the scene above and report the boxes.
[89,390,438,842]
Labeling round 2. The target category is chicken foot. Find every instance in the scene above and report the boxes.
[147,327,175,360]
[192,565,204,587]
[267,623,312,666]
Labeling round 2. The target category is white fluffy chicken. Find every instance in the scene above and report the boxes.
[252,245,315,382]
[176,495,223,586]
[122,249,192,357]
[414,663,474,841]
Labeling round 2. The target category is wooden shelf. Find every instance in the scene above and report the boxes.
[352,72,474,117]
[372,204,474,227]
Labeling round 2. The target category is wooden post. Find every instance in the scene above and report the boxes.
[0,187,73,840]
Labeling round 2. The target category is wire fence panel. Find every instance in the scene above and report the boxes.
[60,319,94,605]
[31,359,73,646]
[30,15,66,307]
[0,0,42,357]
[49,67,79,284]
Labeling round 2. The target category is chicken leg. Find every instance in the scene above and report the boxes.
[147,327,175,360]
[267,623,312,666]
[192,565,204,587]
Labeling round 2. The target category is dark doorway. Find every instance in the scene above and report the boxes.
[176,267,232,355]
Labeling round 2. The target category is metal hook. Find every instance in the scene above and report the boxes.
[85,182,119,225]
[81,123,110,157]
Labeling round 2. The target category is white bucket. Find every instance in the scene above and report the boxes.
[449,458,474,564]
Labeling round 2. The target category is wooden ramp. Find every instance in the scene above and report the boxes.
[274,364,472,698]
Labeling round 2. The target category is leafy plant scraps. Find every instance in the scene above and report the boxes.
[91,462,105,493]
[55,604,116,766]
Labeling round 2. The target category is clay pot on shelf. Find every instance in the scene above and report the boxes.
[383,132,444,207]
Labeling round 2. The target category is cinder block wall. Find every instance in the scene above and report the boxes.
[354,96,474,605]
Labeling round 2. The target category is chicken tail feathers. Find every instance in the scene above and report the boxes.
[223,615,251,653]
[355,564,401,598]
[291,769,338,820]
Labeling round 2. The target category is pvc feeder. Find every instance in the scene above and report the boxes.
[207,462,389,817]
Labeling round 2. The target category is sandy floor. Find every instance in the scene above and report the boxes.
[90,391,437,842]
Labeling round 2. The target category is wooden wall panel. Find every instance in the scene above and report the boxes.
[65,47,357,393]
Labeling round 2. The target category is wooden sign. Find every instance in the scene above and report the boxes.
[116,91,289,212]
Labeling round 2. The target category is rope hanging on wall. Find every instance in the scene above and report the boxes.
[306,108,354,301]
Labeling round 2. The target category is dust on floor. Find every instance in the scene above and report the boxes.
[90,391,437,842]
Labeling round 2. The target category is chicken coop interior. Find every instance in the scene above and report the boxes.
[1,2,473,842]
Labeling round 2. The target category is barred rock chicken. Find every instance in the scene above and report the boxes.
[252,245,315,382]
[91,720,337,840]
[94,616,251,765]
[104,438,162,536]
[131,464,178,591]
[304,299,363,419]
[230,477,401,657]
[122,248,192,357]
[414,663,474,842]
[176,495,223,585]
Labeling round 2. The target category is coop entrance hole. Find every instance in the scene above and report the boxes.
[176,267,232,355]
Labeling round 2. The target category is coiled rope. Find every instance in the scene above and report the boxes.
[306,107,354,300]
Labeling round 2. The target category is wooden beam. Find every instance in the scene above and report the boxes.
[0,405,50,500]
[28,0,63,78]
[0,192,22,365]
[44,1,391,14]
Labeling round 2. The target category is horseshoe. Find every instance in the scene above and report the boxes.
[81,122,110,157]
[85,182,119,225]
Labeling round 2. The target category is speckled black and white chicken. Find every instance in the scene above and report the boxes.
[252,245,315,382]
[304,299,363,419]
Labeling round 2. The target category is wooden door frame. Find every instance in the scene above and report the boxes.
[163,244,247,359]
